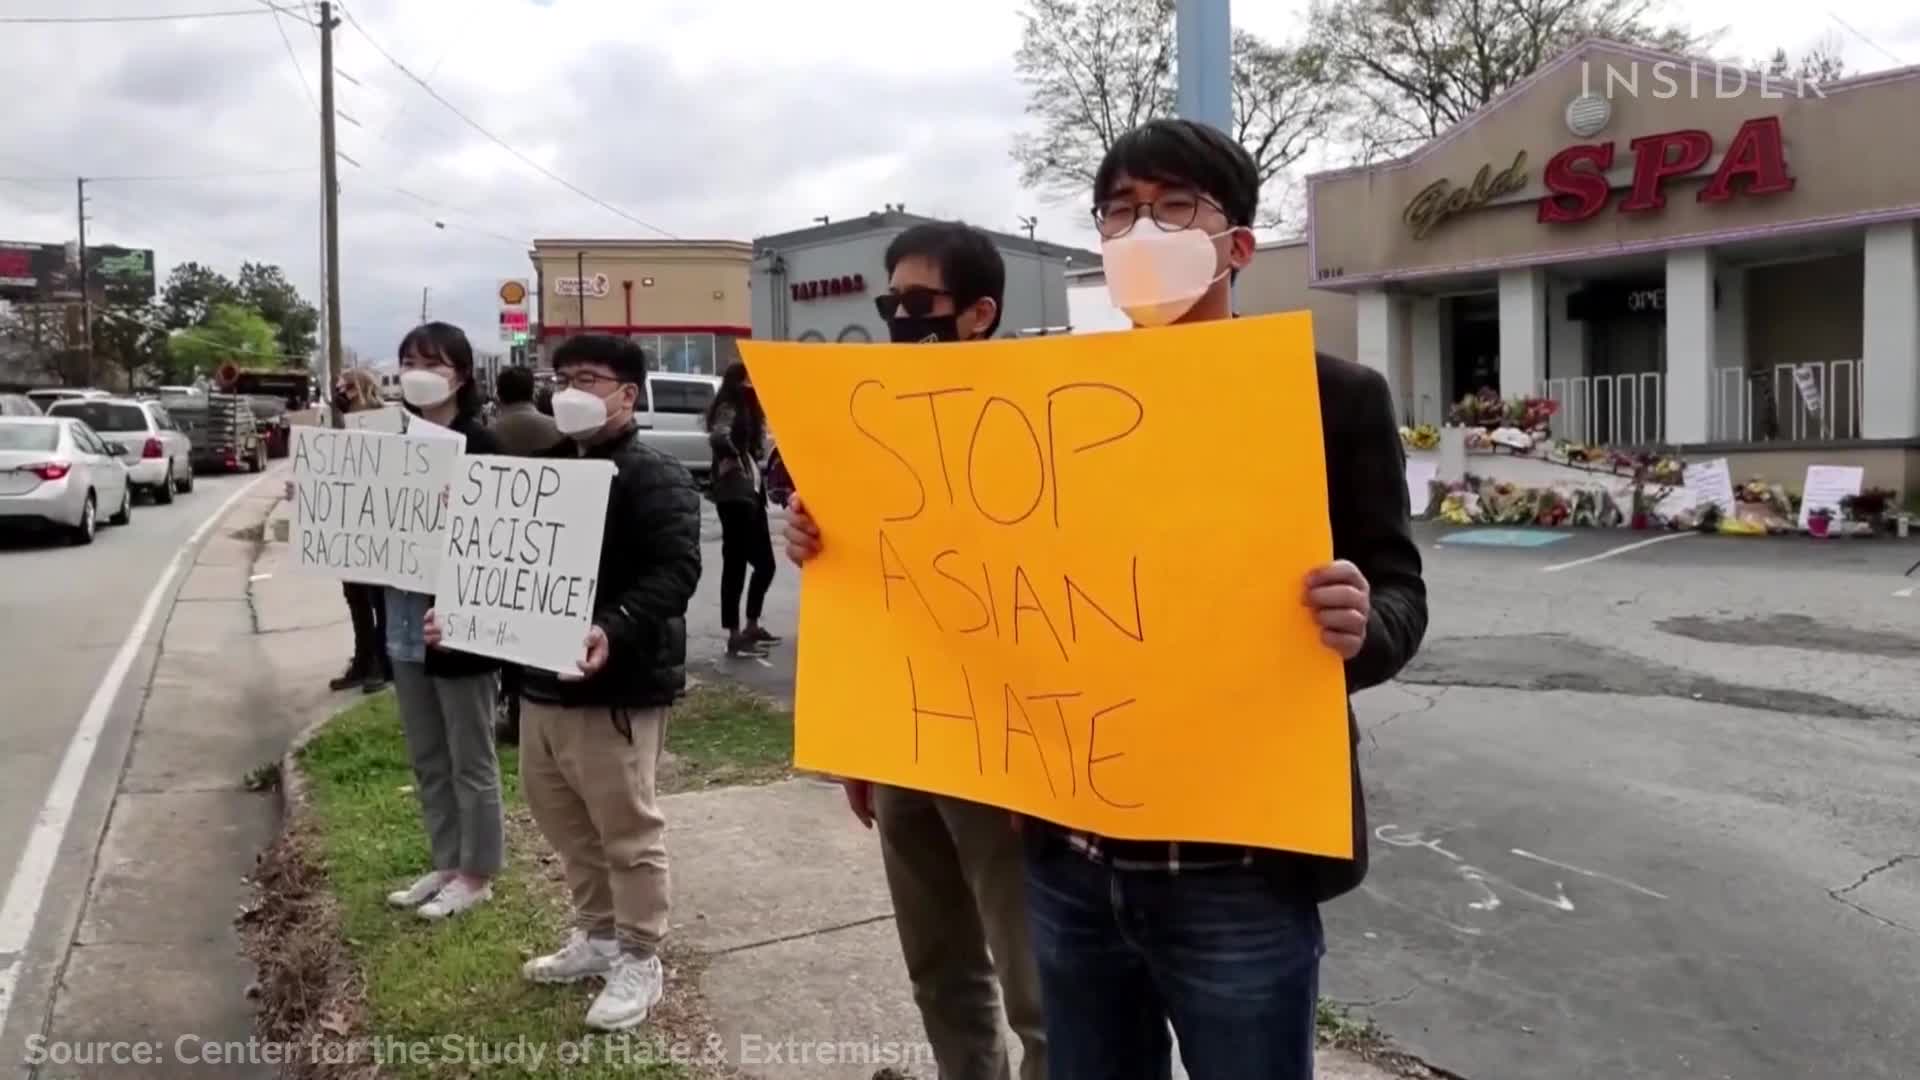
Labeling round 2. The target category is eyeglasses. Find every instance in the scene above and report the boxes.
[874,287,951,320]
[551,370,625,392]
[1091,190,1223,239]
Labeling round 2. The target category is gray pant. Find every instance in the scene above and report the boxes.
[874,785,1047,1080]
[391,662,504,875]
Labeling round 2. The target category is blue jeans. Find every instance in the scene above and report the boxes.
[1023,835,1324,1080]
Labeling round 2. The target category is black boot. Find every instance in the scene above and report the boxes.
[329,661,368,691]
[361,660,392,695]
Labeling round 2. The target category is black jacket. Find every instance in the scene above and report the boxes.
[420,412,503,679]
[518,421,703,709]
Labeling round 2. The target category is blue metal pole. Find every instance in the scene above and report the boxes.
[1175,0,1232,132]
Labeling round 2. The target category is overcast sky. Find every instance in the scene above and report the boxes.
[2,0,1916,365]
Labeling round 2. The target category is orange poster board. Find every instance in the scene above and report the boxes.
[740,312,1352,857]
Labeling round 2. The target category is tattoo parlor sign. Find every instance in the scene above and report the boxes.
[433,455,615,674]
[741,314,1353,856]
[291,427,460,592]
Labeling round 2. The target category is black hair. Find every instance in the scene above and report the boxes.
[551,333,649,383]
[397,320,481,418]
[706,359,765,453]
[883,222,1006,337]
[1093,118,1260,228]
[495,364,535,405]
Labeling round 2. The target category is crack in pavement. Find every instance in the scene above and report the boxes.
[1366,686,1447,760]
[1332,985,1420,1011]
[1827,853,1920,937]
[706,912,897,957]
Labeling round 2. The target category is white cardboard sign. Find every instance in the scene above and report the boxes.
[434,455,616,674]
[1405,460,1438,516]
[290,426,460,591]
[344,406,407,434]
[404,413,465,442]
[1798,464,1864,529]
[1686,458,1737,517]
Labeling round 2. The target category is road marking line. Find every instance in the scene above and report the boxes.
[0,474,269,1034]
[1894,587,1914,598]
[1510,848,1669,900]
[1540,531,1694,573]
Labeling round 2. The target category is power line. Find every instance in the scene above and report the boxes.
[0,7,304,24]
[335,1,678,240]
[1826,10,1907,68]
[261,0,318,111]
[0,167,314,183]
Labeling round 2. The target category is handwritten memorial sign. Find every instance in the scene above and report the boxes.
[1405,460,1439,517]
[1686,457,1736,517]
[741,313,1353,857]
[1798,464,1863,529]
[290,426,459,591]
[433,455,615,674]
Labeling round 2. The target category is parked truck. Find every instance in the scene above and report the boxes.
[169,392,268,474]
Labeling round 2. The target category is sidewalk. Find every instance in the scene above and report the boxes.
[34,482,347,1078]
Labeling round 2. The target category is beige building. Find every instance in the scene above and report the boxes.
[529,239,752,374]
[1246,39,1920,490]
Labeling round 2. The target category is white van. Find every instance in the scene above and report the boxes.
[638,373,720,477]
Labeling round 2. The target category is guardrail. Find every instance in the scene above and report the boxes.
[1710,360,1860,442]
[1539,372,1664,446]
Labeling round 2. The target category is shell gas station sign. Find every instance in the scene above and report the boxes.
[498,279,530,344]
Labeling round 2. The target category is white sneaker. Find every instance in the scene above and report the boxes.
[584,953,664,1032]
[386,871,451,909]
[416,877,492,920]
[522,930,619,984]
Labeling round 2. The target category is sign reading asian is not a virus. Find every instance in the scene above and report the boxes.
[740,313,1355,858]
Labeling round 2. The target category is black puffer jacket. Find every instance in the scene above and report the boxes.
[518,421,703,709]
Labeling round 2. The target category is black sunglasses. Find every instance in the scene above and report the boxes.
[874,287,951,320]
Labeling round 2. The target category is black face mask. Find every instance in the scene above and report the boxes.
[887,315,961,344]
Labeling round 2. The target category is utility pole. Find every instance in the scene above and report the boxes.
[319,0,345,428]
[575,250,587,327]
[1177,0,1234,311]
[76,178,91,385]
[419,286,430,322]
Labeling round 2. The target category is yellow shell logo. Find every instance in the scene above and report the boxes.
[498,280,528,305]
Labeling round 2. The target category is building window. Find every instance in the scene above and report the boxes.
[837,325,872,343]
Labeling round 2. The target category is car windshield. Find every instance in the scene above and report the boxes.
[49,402,147,433]
[0,425,59,451]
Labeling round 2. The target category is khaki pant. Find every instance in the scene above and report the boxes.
[873,786,1047,1080]
[520,701,669,957]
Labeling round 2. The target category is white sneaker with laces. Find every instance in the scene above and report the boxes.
[522,930,619,984]
[386,871,451,909]
[585,953,664,1032]
[416,877,492,920]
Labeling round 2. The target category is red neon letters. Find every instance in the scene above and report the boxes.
[1537,116,1794,224]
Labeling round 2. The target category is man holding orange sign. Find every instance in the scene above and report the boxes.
[767,119,1425,1080]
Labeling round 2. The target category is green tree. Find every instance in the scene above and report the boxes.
[1309,0,1704,161]
[1009,0,1340,227]
[166,303,280,378]
[237,261,319,364]
[158,261,239,331]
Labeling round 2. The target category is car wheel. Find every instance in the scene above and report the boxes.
[248,446,264,474]
[70,493,97,546]
[109,485,132,526]
[155,467,176,505]
[177,465,194,494]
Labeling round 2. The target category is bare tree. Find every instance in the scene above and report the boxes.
[1310,0,1704,162]
[1759,34,1847,86]
[1011,0,1341,228]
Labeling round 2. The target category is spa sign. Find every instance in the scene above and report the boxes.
[1404,151,1529,239]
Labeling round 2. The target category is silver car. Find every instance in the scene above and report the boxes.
[46,397,195,503]
[0,417,134,544]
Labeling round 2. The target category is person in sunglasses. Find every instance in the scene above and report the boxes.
[787,221,1049,1080]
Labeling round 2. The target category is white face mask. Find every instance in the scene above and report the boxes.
[399,369,454,408]
[1101,226,1238,327]
[551,387,611,436]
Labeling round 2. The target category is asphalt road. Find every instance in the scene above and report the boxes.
[0,471,263,1000]
[690,517,1920,1079]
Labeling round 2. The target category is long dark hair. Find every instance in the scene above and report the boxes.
[397,321,481,420]
[706,360,764,455]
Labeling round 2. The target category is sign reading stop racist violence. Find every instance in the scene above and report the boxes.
[740,313,1353,857]
[291,426,460,592]
[433,455,616,674]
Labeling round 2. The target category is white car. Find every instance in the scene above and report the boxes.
[639,373,720,476]
[25,387,110,413]
[0,417,133,544]
[46,397,194,503]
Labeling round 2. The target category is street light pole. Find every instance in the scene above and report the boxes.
[1177,0,1235,311]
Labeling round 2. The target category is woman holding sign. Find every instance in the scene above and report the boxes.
[704,361,780,658]
[328,368,395,694]
[382,322,508,921]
